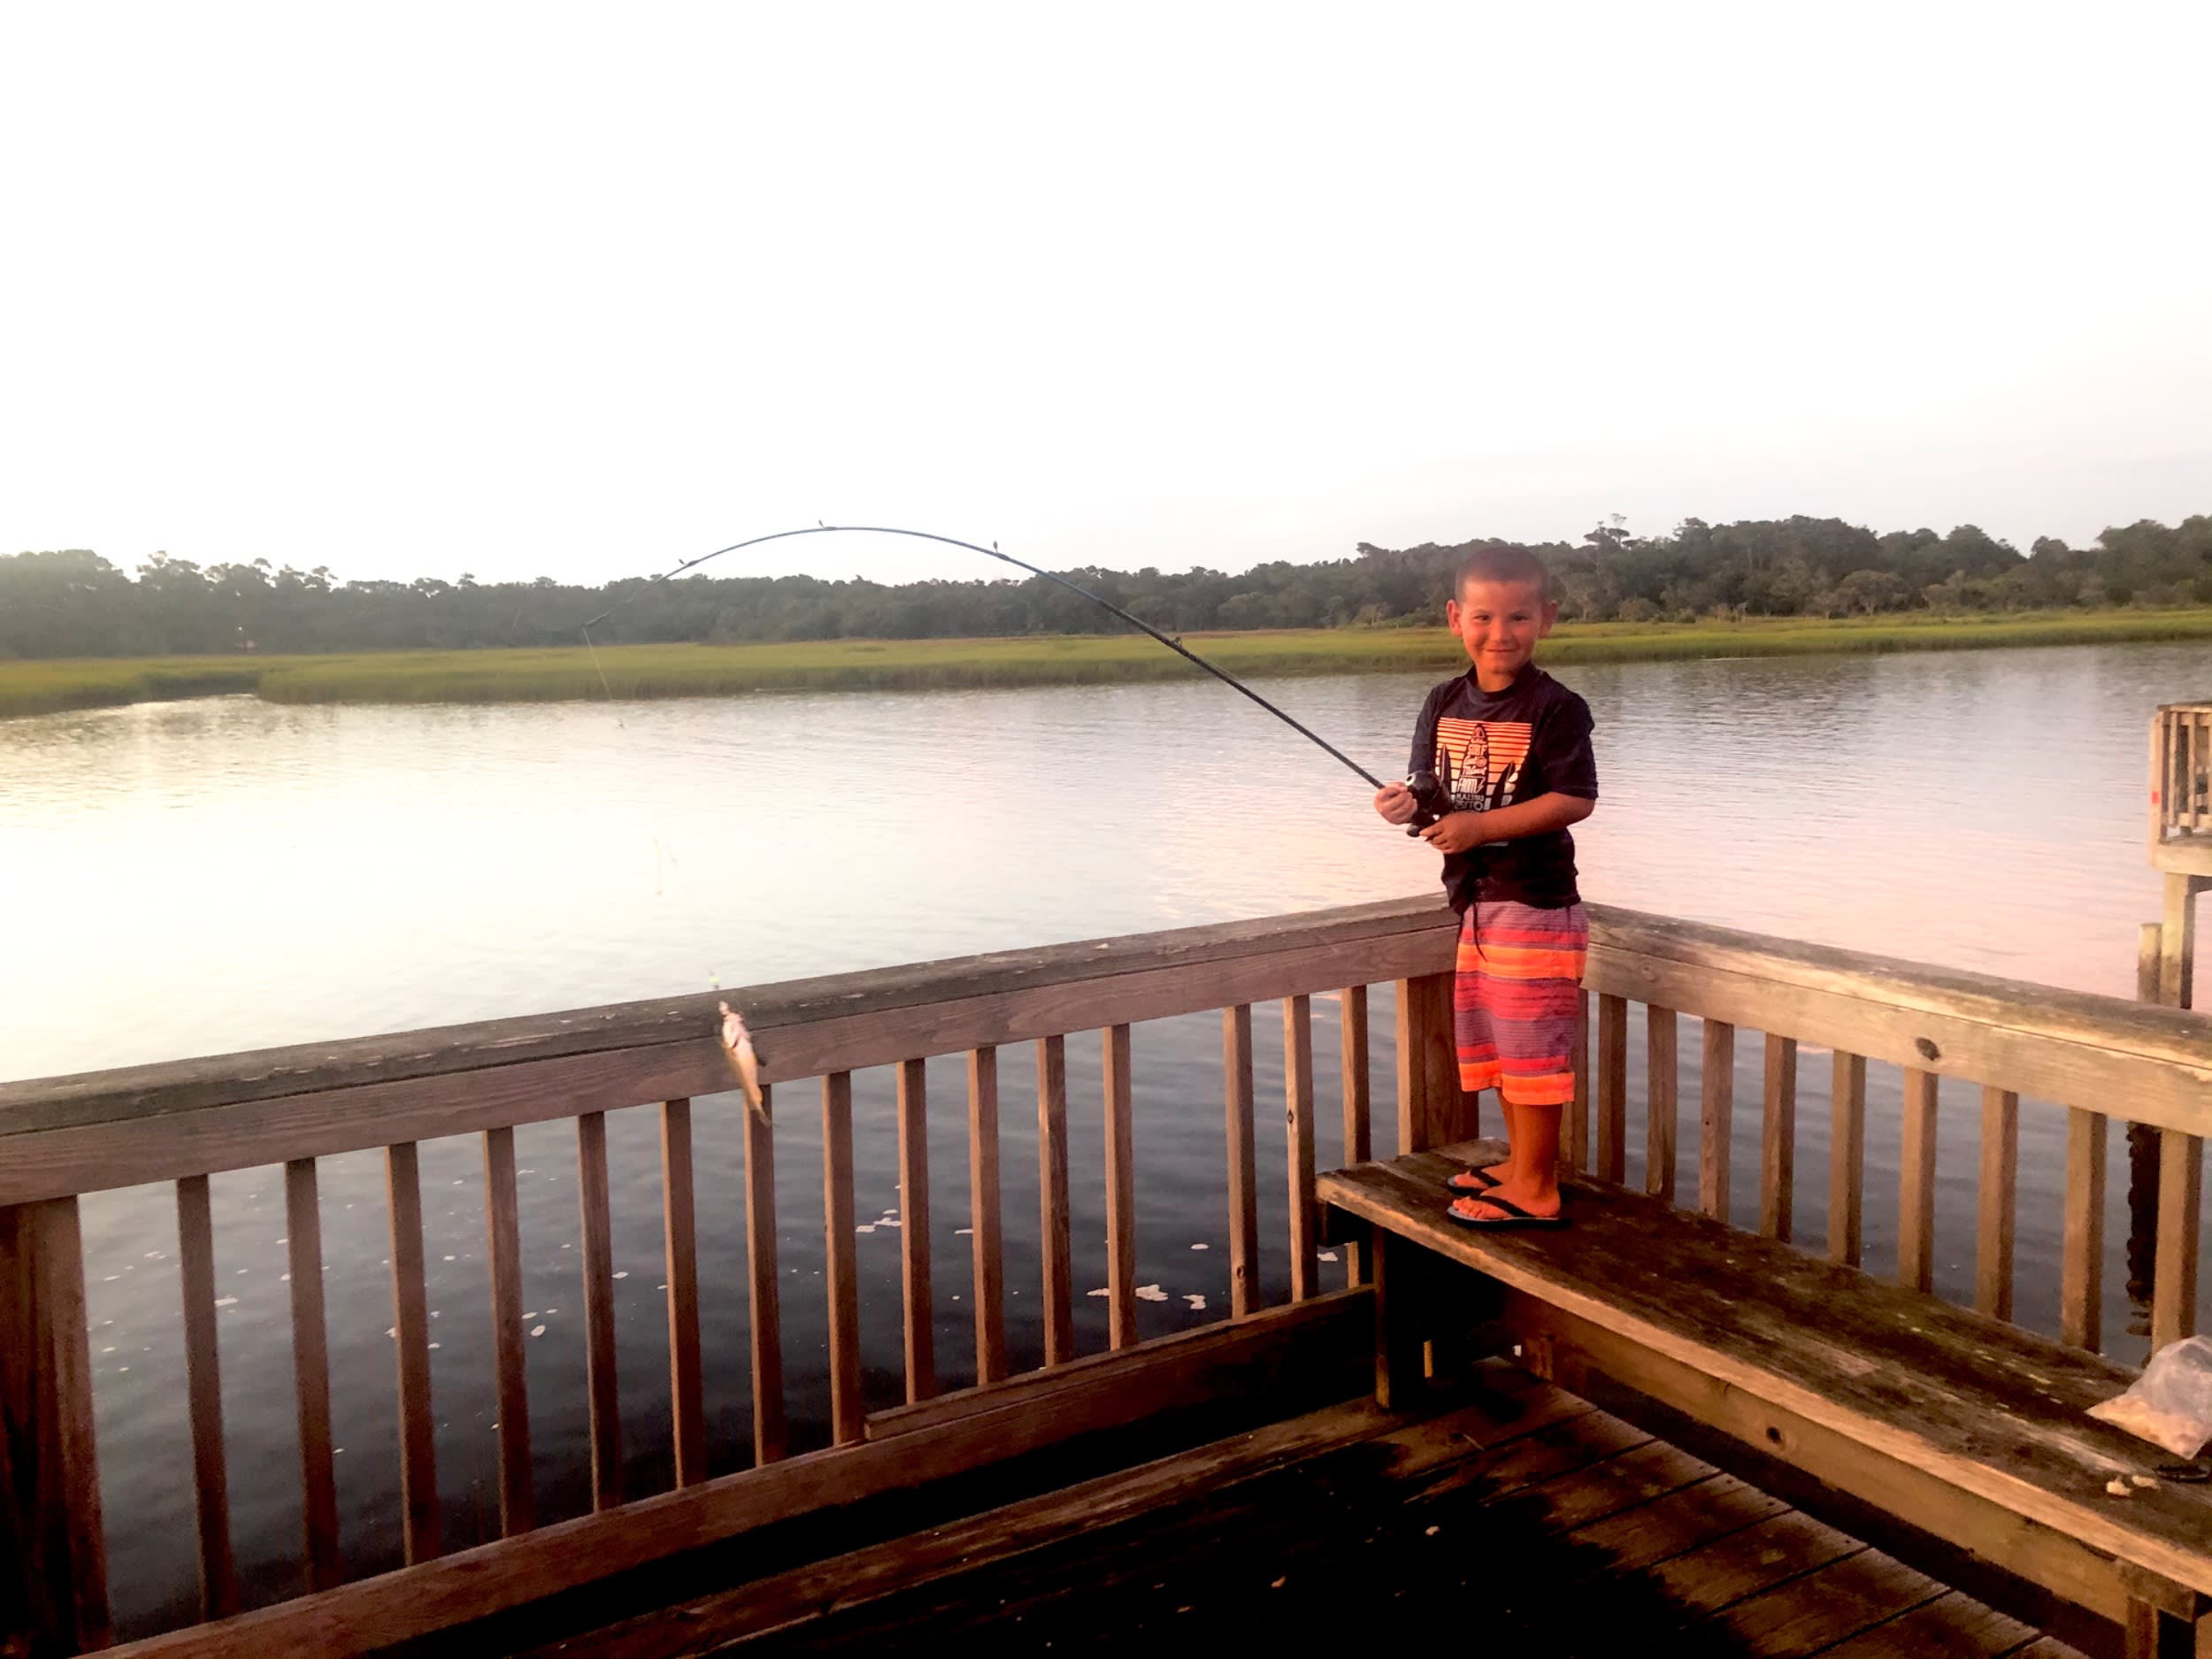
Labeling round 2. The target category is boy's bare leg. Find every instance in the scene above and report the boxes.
[1449,1094,1517,1190]
[1455,1100,1563,1219]
[1487,1097,1523,1181]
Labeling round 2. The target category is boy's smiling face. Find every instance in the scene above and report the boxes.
[1448,576,1557,691]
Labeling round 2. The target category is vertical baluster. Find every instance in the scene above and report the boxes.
[1828,1053,1866,1267]
[1976,1088,2018,1321]
[576,1112,622,1509]
[660,1099,708,1480]
[1898,1071,1939,1294]
[1104,1024,1138,1350]
[2062,1107,2107,1352]
[285,1157,343,1584]
[1340,987,1371,1286]
[968,1048,1007,1386]
[1646,1006,1678,1202]
[1394,972,1456,1154]
[1761,1036,1797,1241]
[1700,1020,1735,1222]
[1285,995,1319,1302]
[741,1087,787,1464]
[1223,1005,1259,1317]
[1596,994,1627,1183]
[480,1128,534,1535]
[821,1072,864,1444]
[2153,1128,2201,1350]
[386,1141,440,1561]
[1564,989,1591,1171]
[1035,1037,1074,1366]
[0,1197,111,1655]
[175,1175,241,1619]
[896,1058,936,1403]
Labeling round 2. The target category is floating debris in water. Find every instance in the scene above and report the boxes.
[531,1325,547,1338]
[1135,1284,1168,1302]
[1185,1294,1207,1310]
[1318,1251,1339,1263]
[955,1228,973,1236]
[857,1225,877,1234]
[1190,1243,1209,1251]
[2106,1478,2132,1496]
[1087,1287,1110,1297]
[214,1297,238,1310]
[613,1271,629,1279]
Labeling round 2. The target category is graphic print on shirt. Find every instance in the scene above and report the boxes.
[1435,718,1531,813]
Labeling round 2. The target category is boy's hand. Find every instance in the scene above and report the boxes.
[1419,811,1489,854]
[1373,782,1418,826]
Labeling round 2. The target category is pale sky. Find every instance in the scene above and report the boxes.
[4,2,2208,589]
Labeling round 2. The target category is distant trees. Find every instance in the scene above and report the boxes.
[4,511,2208,660]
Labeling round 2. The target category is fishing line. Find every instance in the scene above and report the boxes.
[579,522,1391,789]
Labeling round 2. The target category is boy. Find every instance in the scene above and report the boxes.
[1373,544,1598,1226]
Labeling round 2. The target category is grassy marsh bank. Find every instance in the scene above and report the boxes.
[7,608,2212,718]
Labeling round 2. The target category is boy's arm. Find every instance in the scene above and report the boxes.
[1418,791,1593,854]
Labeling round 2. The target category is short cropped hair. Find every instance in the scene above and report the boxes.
[1454,542,1552,604]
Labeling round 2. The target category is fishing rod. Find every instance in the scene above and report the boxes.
[580,523,1408,795]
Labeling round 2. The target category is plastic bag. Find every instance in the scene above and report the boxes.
[2087,1336,2212,1458]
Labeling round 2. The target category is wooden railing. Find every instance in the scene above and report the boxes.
[2153,702,2212,848]
[4,895,2209,1658]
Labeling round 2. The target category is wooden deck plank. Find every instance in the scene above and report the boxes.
[1711,1548,1947,1656]
[1494,1440,1719,1536]
[479,1347,2099,1659]
[1564,1471,1790,1575]
[1813,1590,2043,1659]
[1645,1510,1865,1617]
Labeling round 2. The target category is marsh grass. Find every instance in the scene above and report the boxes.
[7,608,2212,718]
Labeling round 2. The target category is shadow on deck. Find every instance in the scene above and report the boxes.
[520,1363,2083,1659]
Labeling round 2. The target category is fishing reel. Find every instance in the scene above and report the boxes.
[1402,770,1448,837]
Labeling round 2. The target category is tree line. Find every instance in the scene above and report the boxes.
[4,512,2208,659]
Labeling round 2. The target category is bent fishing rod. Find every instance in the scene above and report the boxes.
[580,523,1414,798]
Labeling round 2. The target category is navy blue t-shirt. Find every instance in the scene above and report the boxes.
[1408,664,1598,911]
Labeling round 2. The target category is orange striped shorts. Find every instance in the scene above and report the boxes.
[1455,900,1588,1107]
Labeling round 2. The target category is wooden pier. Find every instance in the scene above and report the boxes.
[4,883,2208,1655]
[2151,703,2211,1008]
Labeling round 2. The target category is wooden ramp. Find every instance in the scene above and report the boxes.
[527,1365,2085,1659]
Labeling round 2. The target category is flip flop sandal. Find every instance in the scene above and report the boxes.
[1442,1168,1504,1194]
[1446,1192,1569,1229]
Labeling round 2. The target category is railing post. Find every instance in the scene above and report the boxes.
[1,1197,111,1658]
[1394,971,1459,1153]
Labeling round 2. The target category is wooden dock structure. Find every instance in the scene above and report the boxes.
[2151,702,2211,1009]
[4,845,2209,1653]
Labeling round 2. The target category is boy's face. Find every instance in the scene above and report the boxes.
[1447,578,1557,688]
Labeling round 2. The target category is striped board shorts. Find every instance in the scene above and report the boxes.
[1455,900,1589,1106]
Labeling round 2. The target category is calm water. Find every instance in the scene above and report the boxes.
[2,642,2204,1632]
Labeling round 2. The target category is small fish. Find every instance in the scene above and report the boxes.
[718,1002,766,1120]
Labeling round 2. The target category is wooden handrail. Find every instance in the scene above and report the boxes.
[4,897,2210,1208]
